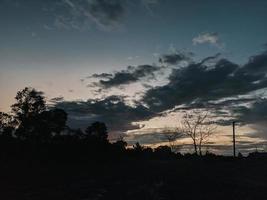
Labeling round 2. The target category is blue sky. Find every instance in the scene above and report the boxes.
[1,0,267,71]
[1,0,267,154]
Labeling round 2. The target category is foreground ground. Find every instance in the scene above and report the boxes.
[0,157,267,200]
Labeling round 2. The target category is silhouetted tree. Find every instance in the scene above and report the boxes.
[133,142,143,152]
[11,87,46,119]
[180,111,216,156]
[0,112,14,137]
[154,145,172,156]
[11,87,46,139]
[10,88,68,141]
[113,139,127,150]
[33,108,68,141]
[42,109,67,135]
[85,121,108,141]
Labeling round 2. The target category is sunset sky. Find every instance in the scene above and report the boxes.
[1,0,267,154]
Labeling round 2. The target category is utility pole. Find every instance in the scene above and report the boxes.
[233,121,236,158]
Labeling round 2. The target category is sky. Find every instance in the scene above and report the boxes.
[1,0,267,154]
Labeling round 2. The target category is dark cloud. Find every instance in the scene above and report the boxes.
[142,59,238,112]
[142,51,267,113]
[142,83,154,89]
[89,73,113,79]
[49,96,65,103]
[89,65,162,89]
[197,98,254,109]
[166,97,255,125]
[237,52,267,76]
[159,52,193,65]
[55,95,155,136]
[198,53,221,65]
[234,98,267,123]
[176,98,255,114]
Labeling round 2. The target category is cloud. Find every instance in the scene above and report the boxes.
[125,126,186,145]
[174,97,255,112]
[159,52,193,65]
[57,50,267,143]
[53,0,126,31]
[49,96,65,103]
[88,64,162,89]
[126,131,170,145]
[55,95,155,136]
[198,53,221,65]
[6,0,161,31]
[141,0,160,15]
[89,73,113,79]
[228,98,267,139]
[142,51,267,113]
[193,32,223,48]
[142,59,237,112]
[233,98,267,122]
[80,51,267,130]
[238,51,267,76]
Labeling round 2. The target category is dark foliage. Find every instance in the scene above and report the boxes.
[85,121,108,141]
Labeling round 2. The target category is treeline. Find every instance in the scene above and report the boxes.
[0,87,181,162]
[0,87,265,162]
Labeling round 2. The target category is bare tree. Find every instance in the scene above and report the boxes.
[163,128,183,153]
[181,110,216,156]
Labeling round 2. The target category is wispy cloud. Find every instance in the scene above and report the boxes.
[141,0,160,15]
[53,0,126,31]
[49,96,65,103]
[192,32,224,48]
